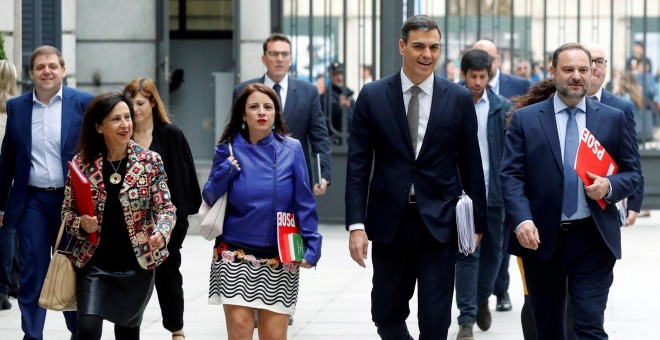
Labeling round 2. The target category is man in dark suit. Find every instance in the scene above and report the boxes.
[346,15,487,339]
[500,43,641,339]
[584,42,644,226]
[232,33,331,195]
[473,39,532,312]
[0,46,94,340]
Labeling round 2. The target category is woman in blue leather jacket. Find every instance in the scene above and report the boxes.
[202,83,322,339]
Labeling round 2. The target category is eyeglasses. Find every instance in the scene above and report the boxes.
[592,58,608,68]
[266,51,291,58]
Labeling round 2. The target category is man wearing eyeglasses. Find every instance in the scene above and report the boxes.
[232,33,331,196]
[583,42,643,227]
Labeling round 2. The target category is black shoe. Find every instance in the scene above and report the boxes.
[496,292,512,311]
[476,303,492,331]
[288,315,294,325]
[0,294,11,310]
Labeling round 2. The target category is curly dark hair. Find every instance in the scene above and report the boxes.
[506,79,556,127]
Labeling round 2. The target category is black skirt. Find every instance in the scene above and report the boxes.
[76,265,155,328]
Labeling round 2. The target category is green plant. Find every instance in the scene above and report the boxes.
[0,32,6,60]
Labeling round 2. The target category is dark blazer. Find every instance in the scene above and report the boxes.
[501,96,642,261]
[151,122,202,220]
[233,76,331,183]
[0,86,94,227]
[499,73,532,99]
[346,73,487,244]
[598,89,644,212]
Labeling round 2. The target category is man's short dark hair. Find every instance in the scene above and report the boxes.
[551,43,592,69]
[401,15,441,43]
[262,33,291,54]
[460,49,493,76]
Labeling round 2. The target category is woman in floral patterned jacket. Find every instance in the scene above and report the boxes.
[61,92,176,340]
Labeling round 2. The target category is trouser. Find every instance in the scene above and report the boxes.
[155,217,189,331]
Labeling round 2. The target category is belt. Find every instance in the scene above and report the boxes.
[28,186,64,193]
[560,216,593,231]
[408,194,417,204]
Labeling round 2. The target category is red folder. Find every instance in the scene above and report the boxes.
[574,128,618,210]
[67,161,97,244]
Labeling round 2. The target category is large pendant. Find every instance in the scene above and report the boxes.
[109,172,122,185]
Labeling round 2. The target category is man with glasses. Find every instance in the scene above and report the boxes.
[583,42,643,227]
[233,33,331,196]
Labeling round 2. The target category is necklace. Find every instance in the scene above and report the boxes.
[108,159,123,185]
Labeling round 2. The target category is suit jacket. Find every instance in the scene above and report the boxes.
[62,141,177,270]
[501,96,642,261]
[345,73,487,244]
[598,89,644,212]
[233,76,331,183]
[499,73,532,99]
[0,86,94,227]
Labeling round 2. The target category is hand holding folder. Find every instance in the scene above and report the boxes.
[67,161,97,245]
[573,128,618,210]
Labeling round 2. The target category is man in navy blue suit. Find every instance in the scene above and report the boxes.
[473,39,532,312]
[0,46,94,340]
[500,43,641,339]
[346,15,487,339]
[232,33,331,195]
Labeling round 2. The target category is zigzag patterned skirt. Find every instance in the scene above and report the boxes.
[208,242,300,315]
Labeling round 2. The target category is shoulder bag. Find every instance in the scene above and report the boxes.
[199,142,233,241]
[38,214,77,311]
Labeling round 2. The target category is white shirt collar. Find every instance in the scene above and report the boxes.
[33,86,64,106]
[264,73,289,90]
[400,70,434,95]
[591,87,603,101]
[553,93,587,114]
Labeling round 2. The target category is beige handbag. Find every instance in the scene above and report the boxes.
[38,215,77,311]
[199,142,233,241]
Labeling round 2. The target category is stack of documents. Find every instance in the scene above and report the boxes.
[456,192,476,255]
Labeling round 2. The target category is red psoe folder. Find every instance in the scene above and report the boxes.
[574,128,618,210]
[67,161,97,244]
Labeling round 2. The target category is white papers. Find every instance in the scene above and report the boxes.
[615,198,627,227]
[456,191,477,255]
[316,153,322,185]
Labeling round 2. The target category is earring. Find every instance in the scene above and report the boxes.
[241,122,246,129]
[271,124,275,130]
[97,130,102,134]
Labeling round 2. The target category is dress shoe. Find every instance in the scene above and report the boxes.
[476,303,492,331]
[496,291,512,311]
[456,321,474,340]
[8,286,18,298]
[1,294,12,310]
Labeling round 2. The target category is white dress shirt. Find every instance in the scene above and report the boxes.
[475,90,490,197]
[30,87,64,188]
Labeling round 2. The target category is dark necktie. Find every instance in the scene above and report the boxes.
[408,86,422,153]
[273,83,282,108]
[562,106,580,218]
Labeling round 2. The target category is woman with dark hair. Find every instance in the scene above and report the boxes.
[61,92,176,340]
[124,78,201,340]
[203,83,322,339]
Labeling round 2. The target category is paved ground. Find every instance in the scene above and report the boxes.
[1,213,659,339]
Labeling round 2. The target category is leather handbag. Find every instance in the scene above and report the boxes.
[38,215,77,311]
[199,142,233,241]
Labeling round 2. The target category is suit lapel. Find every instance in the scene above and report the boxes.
[419,76,448,156]
[283,78,297,121]
[384,75,411,152]
[21,93,34,158]
[60,87,74,157]
[585,98,601,136]
[538,96,563,171]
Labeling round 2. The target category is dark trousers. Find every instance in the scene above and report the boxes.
[455,205,505,323]
[155,217,188,331]
[371,203,457,340]
[493,222,511,296]
[524,219,615,340]
[16,190,77,340]
[0,224,15,295]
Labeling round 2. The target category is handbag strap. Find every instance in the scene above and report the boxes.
[53,213,69,256]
